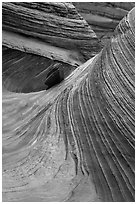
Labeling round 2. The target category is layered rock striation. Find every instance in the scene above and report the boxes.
[2,3,135,203]
[2,2,101,93]
[74,2,135,47]
[2,2,100,61]
[2,46,75,93]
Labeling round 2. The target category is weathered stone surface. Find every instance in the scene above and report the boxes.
[2,2,100,60]
[74,2,135,47]
[2,2,102,93]
[2,46,76,93]
[2,7,135,202]
[2,30,84,67]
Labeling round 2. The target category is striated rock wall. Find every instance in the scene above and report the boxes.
[2,46,76,93]
[2,2,100,61]
[74,2,135,47]
[2,7,135,202]
[2,2,102,93]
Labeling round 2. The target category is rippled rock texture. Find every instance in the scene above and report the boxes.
[2,46,75,93]
[2,2,101,93]
[74,2,135,47]
[3,2,100,61]
[2,3,135,202]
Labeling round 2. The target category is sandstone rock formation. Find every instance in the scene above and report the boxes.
[3,2,100,61]
[2,2,101,93]
[2,46,75,92]
[2,3,135,202]
[74,2,135,47]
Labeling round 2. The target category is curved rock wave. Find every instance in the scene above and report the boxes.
[2,2,101,94]
[74,2,135,47]
[2,2,100,60]
[2,7,135,202]
[2,46,75,93]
